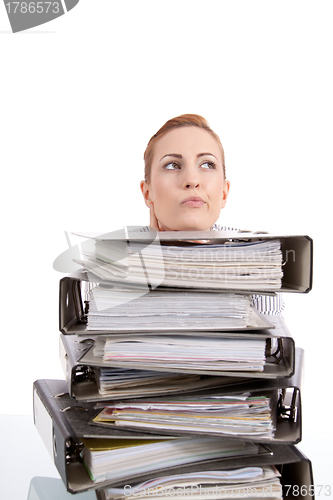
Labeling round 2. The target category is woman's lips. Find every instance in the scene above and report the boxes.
[181,196,206,207]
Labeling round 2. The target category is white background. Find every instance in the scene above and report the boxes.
[1,0,332,492]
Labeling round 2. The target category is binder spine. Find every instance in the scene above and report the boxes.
[33,379,81,490]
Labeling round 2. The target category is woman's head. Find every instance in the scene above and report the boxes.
[143,114,226,183]
[141,114,230,231]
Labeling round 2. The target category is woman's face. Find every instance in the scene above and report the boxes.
[141,126,230,231]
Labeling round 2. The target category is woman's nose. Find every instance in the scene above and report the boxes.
[183,165,200,189]
[185,180,199,189]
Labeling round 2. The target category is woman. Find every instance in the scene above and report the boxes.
[140,114,231,232]
[139,114,283,316]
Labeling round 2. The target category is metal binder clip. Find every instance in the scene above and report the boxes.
[73,338,95,353]
[259,444,274,456]
[74,338,95,344]
[73,365,95,383]
[74,338,95,354]
[72,280,82,321]
[266,338,284,364]
[53,392,69,398]
[71,279,89,324]
[65,438,84,462]
[84,300,89,315]
[60,406,88,412]
[278,388,298,422]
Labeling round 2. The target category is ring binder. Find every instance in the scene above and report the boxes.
[63,315,295,382]
[65,231,312,293]
[96,445,314,500]
[33,379,313,495]
[58,317,296,405]
[60,275,276,336]
[90,349,303,444]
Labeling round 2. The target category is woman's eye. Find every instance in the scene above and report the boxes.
[164,162,180,170]
[201,161,216,169]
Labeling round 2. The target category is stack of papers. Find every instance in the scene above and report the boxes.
[96,368,238,399]
[93,393,274,439]
[96,335,267,373]
[86,289,271,332]
[104,466,282,500]
[81,437,258,483]
[78,238,283,291]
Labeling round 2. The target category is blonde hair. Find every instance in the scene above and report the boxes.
[143,114,226,183]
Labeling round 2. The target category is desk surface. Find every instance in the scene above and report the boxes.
[2,414,332,499]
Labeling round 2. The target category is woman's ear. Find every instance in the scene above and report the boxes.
[140,180,152,208]
[221,180,230,209]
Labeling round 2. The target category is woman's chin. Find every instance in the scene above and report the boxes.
[160,217,216,232]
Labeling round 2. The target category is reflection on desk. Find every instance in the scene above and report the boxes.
[28,477,97,500]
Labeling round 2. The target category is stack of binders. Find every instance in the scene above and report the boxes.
[34,230,315,499]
